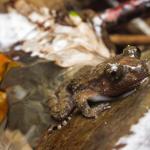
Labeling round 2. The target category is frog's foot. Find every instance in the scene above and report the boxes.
[48,96,74,121]
[48,115,72,133]
[82,103,110,119]
[74,89,111,119]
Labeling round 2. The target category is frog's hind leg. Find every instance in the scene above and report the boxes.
[74,89,110,119]
[48,88,74,122]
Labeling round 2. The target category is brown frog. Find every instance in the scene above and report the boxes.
[48,46,149,123]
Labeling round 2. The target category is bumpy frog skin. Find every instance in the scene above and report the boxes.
[48,46,149,122]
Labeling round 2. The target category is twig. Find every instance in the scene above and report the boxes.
[110,34,150,45]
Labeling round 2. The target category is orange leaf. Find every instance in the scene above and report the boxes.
[0,53,11,81]
[0,91,8,123]
[0,53,22,81]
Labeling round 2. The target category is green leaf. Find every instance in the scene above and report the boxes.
[69,11,79,17]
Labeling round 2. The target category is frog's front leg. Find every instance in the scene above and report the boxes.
[74,89,110,118]
[48,87,74,121]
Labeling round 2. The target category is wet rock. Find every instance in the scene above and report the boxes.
[1,61,63,147]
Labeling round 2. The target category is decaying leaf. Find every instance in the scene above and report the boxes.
[0,2,111,67]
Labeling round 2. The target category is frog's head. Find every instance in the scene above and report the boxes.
[100,45,149,97]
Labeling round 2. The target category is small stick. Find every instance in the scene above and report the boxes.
[110,35,150,45]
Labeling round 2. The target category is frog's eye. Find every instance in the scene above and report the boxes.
[105,63,124,82]
[123,45,141,59]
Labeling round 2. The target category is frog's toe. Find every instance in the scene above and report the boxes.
[48,117,71,133]
[62,120,68,126]
[48,124,59,133]
[48,123,62,133]
[103,103,111,110]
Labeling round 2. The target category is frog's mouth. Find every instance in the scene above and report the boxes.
[89,77,149,103]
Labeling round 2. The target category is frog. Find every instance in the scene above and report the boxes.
[48,45,149,124]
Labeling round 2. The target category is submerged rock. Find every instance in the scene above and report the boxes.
[1,61,64,147]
